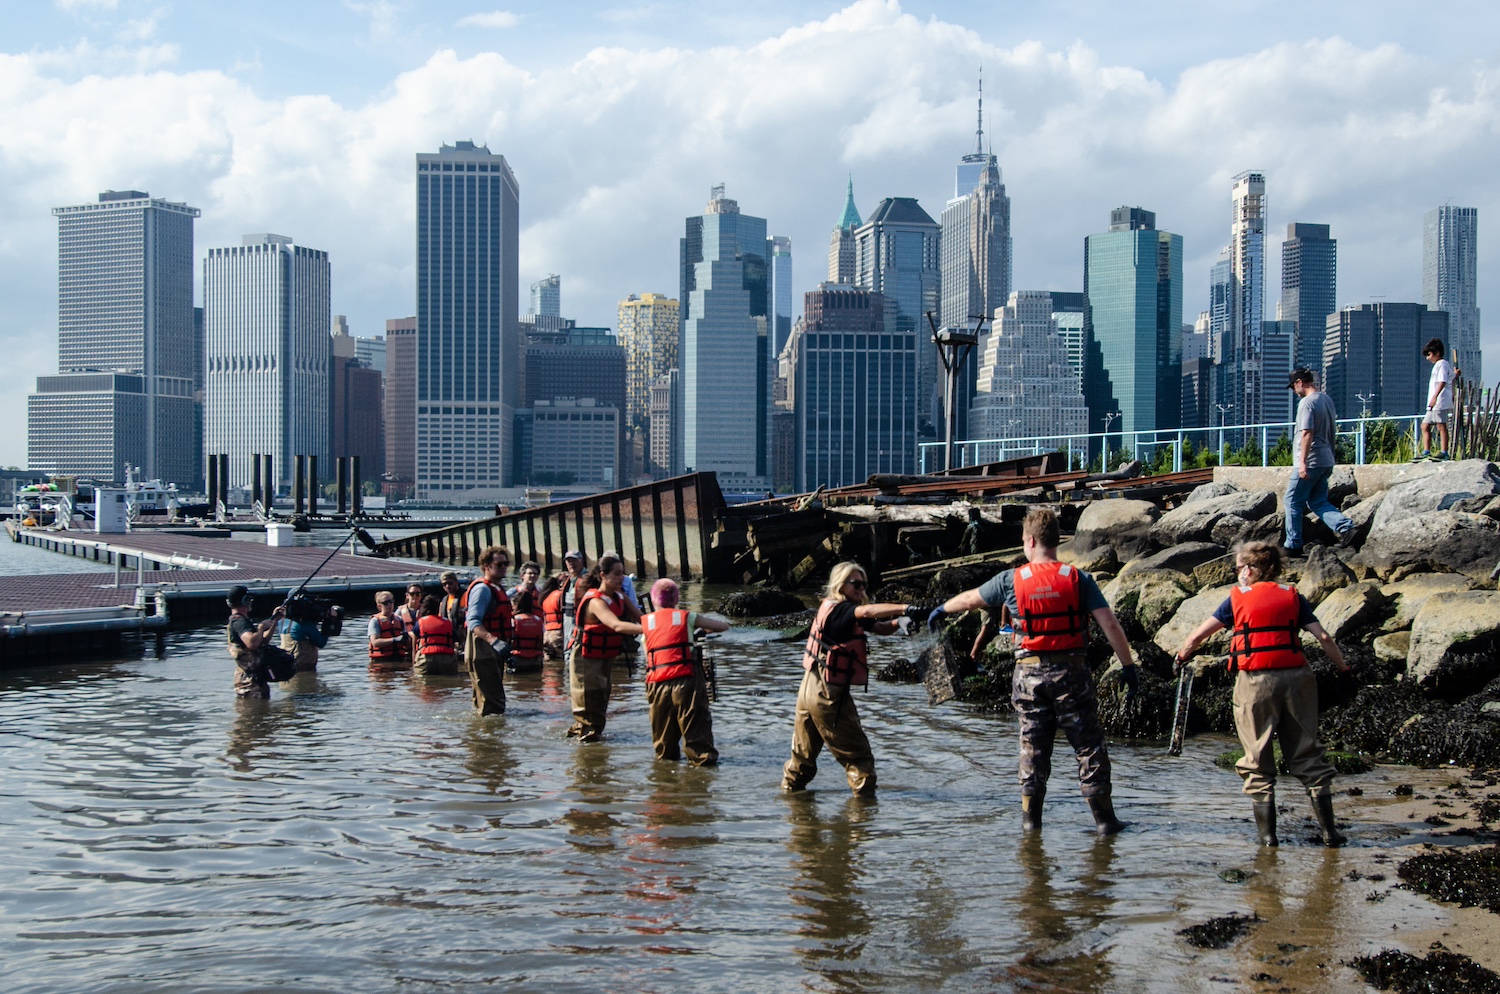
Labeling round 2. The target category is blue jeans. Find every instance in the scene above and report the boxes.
[1284,466,1350,549]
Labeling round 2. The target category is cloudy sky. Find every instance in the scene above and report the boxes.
[3,0,1496,467]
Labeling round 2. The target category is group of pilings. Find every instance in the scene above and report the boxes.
[374,472,725,581]
[206,454,367,516]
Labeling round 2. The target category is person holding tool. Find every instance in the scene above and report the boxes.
[640,578,730,766]
[226,585,287,698]
[567,553,641,742]
[463,546,515,715]
[1174,540,1351,847]
[928,507,1138,834]
[781,562,930,796]
[368,590,411,672]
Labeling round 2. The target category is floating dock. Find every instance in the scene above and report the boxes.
[1,524,451,667]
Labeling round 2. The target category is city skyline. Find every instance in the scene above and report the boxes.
[2,2,1499,465]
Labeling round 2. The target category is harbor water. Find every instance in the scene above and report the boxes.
[0,542,1487,991]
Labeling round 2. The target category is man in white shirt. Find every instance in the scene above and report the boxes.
[1419,338,1456,462]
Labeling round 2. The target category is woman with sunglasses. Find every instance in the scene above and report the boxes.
[781,561,928,796]
[1175,540,1351,847]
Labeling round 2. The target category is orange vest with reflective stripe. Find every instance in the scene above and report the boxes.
[1013,561,1088,653]
[415,615,455,657]
[542,589,565,631]
[577,589,626,660]
[802,599,869,688]
[643,609,694,683]
[369,614,406,662]
[511,613,544,659]
[461,578,514,639]
[1228,582,1306,671]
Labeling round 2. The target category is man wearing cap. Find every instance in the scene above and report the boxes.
[226,585,285,698]
[1285,368,1354,555]
[439,571,465,667]
[561,550,586,654]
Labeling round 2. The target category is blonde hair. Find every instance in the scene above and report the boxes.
[824,561,869,603]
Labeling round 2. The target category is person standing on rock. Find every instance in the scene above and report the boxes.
[1285,368,1354,555]
[926,507,1138,835]
[782,562,931,796]
[1418,338,1456,462]
[1173,540,1351,847]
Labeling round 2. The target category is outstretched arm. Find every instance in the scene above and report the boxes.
[1175,617,1226,662]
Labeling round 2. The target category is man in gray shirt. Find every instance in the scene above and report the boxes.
[1285,368,1353,553]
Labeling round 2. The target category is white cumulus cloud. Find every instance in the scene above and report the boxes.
[457,10,520,29]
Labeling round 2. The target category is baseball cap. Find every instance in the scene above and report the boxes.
[564,550,584,561]
[1288,368,1314,388]
[440,570,458,582]
[226,584,251,608]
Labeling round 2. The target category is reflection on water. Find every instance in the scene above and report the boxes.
[0,601,1478,992]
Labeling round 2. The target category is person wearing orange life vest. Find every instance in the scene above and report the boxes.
[367,590,411,673]
[395,584,423,636]
[1175,540,1351,847]
[930,507,1138,835]
[508,588,546,674]
[641,578,730,765]
[462,545,514,715]
[538,575,566,661]
[781,562,931,796]
[413,594,459,676]
[566,553,642,742]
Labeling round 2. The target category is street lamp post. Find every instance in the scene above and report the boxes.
[1215,403,1235,466]
[928,312,985,472]
[1101,411,1120,470]
[1355,393,1375,463]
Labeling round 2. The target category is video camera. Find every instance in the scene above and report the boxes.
[284,592,344,637]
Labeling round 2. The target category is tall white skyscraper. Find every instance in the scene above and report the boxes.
[203,234,331,489]
[1229,171,1267,424]
[970,290,1088,453]
[415,141,520,496]
[940,75,1012,440]
[530,274,561,318]
[27,190,200,485]
[1424,206,1481,386]
[827,178,860,284]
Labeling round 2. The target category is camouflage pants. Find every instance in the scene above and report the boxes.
[543,630,565,661]
[1012,652,1112,797]
[646,674,718,766]
[568,648,617,741]
[783,668,876,795]
[414,651,458,676]
[1233,665,1336,800]
[233,664,269,698]
[279,633,320,672]
[466,630,507,715]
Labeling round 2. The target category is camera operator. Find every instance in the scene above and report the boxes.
[368,590,412,672]
[226,584,286,698]
[279,593,345,674]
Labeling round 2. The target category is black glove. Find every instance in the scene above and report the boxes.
[926,607,949,632]
[393,630,410,645]
[1120,665,1140,703]
[903,605,930,624]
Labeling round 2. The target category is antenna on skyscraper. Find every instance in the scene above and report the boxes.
[975,67,985,155]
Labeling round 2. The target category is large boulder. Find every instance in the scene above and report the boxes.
[1104,568,1193,638]
[1183,481,1243,504]
[1358,510,1500,582]
[716,587,806,617]
[1150,490,1277,547]
[1073,499,1160,561]
[1344,490,1387,545]
[1374,630,1410,666]
[1327,466,1358,508]
[1058,542,1119,575]
[1312,580,1389,640]
[1406,591,1500,695]
[1384,573,1480,630]
[1193,554,1237,590]
[1297,545,1356,606]
[1370,460,1500,532]
[1118,541,1222,580]
[1153,583,1237,657]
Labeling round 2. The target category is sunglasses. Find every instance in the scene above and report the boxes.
[847,579,868,590]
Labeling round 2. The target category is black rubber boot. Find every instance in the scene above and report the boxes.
[1311,790,1347,847]
[1252,798,1279,847]
[1087,794,1125,835]
[1021,790,1044,831]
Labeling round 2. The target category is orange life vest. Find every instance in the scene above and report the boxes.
[461,578,514,639]
[510,613,545,659]
[542,589,565,631]
[643,608,695,683]
[415,615,455,657]
[802,599,869,689]
[576,588,626,660]
[1228,582,1306,671]
[1013,561,1088,653]
[369,614,406,662]
[395,604,418,635]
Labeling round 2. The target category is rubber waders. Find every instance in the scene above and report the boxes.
[1021,789,1044,831]
[1252,798,1279,847]
[1087,795,1125,835]
[1310,789,1347,847]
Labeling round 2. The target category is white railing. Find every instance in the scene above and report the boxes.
[918,414,1431,475]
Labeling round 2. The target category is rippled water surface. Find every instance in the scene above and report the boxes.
[0,586,1478,992]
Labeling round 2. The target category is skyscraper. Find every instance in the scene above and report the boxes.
[940,76,1012,439]
[827,178,860,284]
[203,234,331,490]
[1279,222,1337,374]
[852,197,940,436]
[383,316,417,492]
[1083,206,1183,435]
[969,290,1088,453]
[330,317,385,478]
[793,284,915,489]
[1228,171,1267,424]
[618,292,680,478]
[530,274,561,318]
[680,184,768,483]
[1424,206,1481,385]
[28,190,200,484]
[415,141,520,496]
[769,236,794,359]
[1260,320,1296,426]
[1323,303,1449,418]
